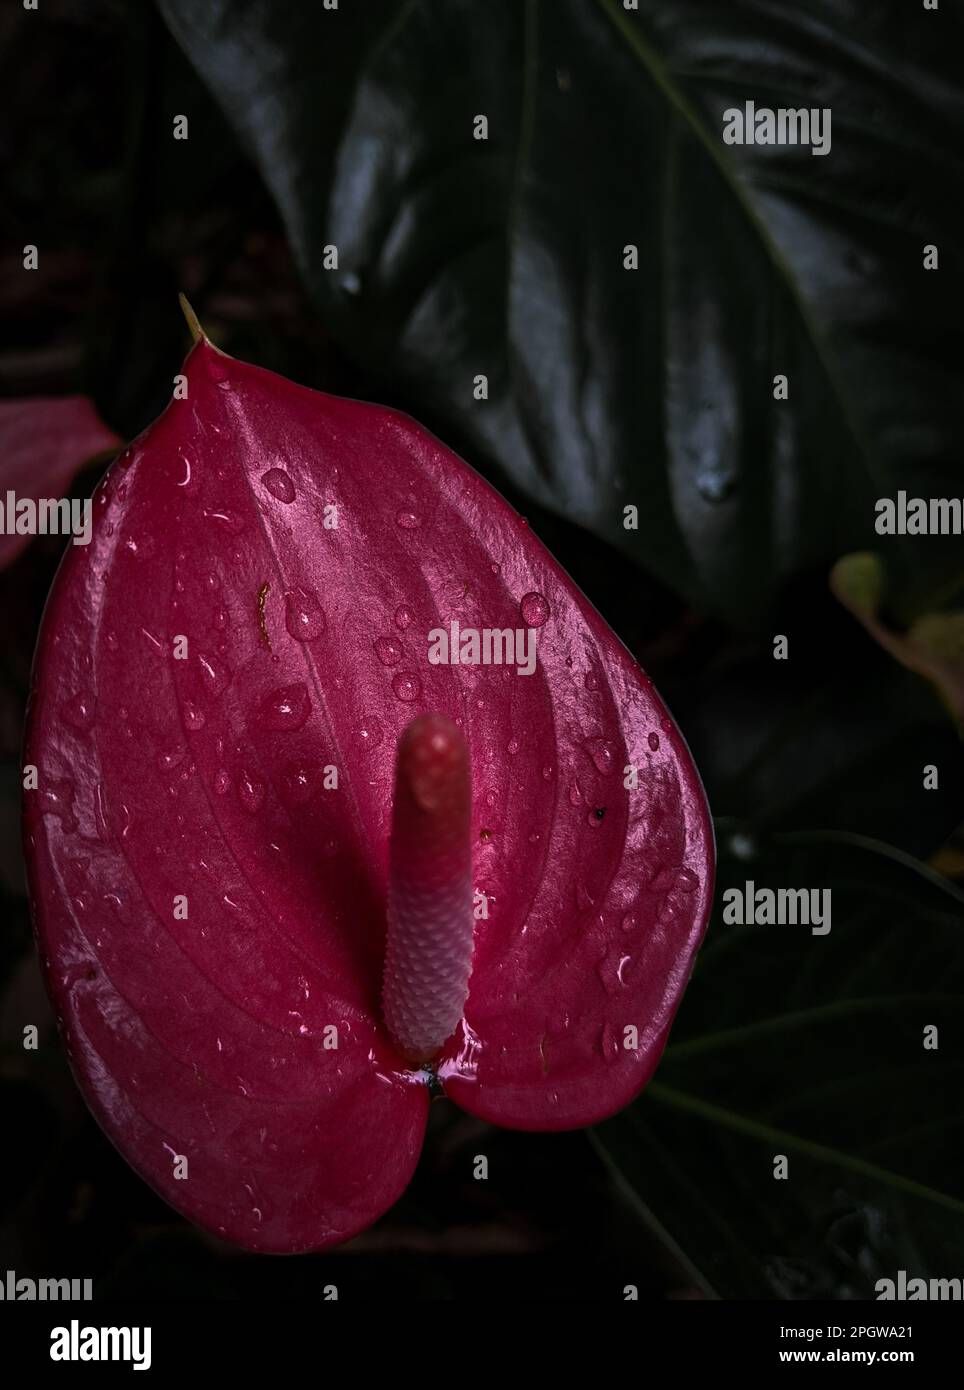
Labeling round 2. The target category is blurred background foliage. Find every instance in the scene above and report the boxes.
[1,0,962,1298]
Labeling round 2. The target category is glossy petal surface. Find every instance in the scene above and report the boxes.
[25,340,712,1248]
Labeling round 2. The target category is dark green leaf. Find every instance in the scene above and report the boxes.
[594,830,964,1298]
[159,0,964,622]
[670,596,964,856]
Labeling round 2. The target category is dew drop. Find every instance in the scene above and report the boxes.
[260,468,296,503]
[620,912,637,934]
[94,782,110,841]
[584,737,615,775]
[600,1022,620,1062]
[357,718,384,751]
[157,750,186,772]
[183,702,206,732]
[678,867,699,893]
[391,671,421,702]
[63,693,96,731]
[393,605,413,632]
[203,506,246,533]
[374,636,403,666]
[284,587,325,642]
[507,737,520,755]
[575,882,595,911]
[214,768,231,796]
[396,510,420,530]
[36,778,77,831]
[541,764,553,781]
[257,682,311,732]
[198,653,228,697]
[648,731,660,752]
[597,948,631,994]
[520,591,550,627]
[584,671,600,692]
[282,764,315,804]
[237,771,265,813]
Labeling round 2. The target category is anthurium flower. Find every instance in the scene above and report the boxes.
[23,311,713,1252]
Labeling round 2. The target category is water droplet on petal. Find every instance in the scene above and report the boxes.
[584,671,600,692]
[260,468,296,503]
[620,912,637,933]
[203,506,246,533]
[520,591,550,627]
[391,671,421,702]
[183,702,206,732]
[357,718,384,750]
[396,510,420,530]
[198,653,228,697]
[284,588,325,642]
[648,731,660,752]
[282,764,316,804]
[541,764,553,781]
[36,777,76,831]
[157,750,186,772]
[63,693,96,731]
[257,682,310,732]
[678,867,699,893]
[394,605,413,630]
[507,738,519,755]
[374,636,403,666]
[600,1022,620,1062]
[584,737,616,775]
[214,769,231,796]
[237,771,265,813]
[597,948,631,994]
